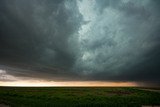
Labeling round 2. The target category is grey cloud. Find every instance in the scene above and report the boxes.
[74,0,160,85]
[0,0,160,86]
[0,0,82,72]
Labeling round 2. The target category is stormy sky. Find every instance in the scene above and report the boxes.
[0,0,160,86]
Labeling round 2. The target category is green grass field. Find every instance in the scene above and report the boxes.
[0,87,160,107]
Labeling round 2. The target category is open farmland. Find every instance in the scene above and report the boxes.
[0,87,160,107]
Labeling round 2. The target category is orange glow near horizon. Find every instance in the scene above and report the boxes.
[0,69,138,87]
[0,80,137,87]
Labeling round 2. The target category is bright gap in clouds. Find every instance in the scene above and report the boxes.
[0,68,137,87]
[0,69,17,81]
[0,80,137,87]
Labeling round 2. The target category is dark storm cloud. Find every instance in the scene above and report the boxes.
[0,0,160,86]
[0,0,82,78]
[75,0,160,86]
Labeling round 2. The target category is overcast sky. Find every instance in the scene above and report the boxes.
[0,0,160,86]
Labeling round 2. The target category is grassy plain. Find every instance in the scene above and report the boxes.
[0,87,160,107]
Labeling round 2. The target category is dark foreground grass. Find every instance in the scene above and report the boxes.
[0,87,160,107]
